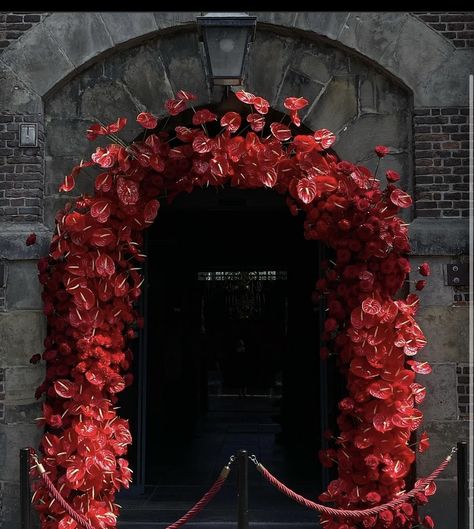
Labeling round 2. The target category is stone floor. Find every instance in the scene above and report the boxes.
[117,396,322,528]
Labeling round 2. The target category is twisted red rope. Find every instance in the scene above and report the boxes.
[165,468,231,529]
[40,470,96,529]
[254,450,454,520]
[29,447,231,529]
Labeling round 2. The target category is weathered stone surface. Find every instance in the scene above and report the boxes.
[334,112,409,163]
[100,11,158,45]
[153,12,198,30]
[295,51,332,84]
[4,401,41,425]
[416,306,469,363]
[293,12,349,41]
[304,75,358,134]
[0,23,74,97]
[338,13,410,66]
[0,311,45,367]
[157,31,209,104]
[249,11,297,28]
[378,15,452,96]
[45,118,93,157]
[104,42,174,115]
[409,219,469,256]
[417,421,469,478]
[409,256,457,307]
[1,481,21,529]
[0,224,51,260]
[44,77,80,117]
[246,32,293,105]
[415,48,472,107]
[4,366,44,402]
[43,12,113,67]
[6,261,42,310]
[0,68,42,114]
[0,423,41,481]
[80,80,143,142]
[420,363,457,422]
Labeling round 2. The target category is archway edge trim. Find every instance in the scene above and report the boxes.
[0,11,467,106]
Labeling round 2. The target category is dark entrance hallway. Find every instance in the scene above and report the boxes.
[118,187,324,528]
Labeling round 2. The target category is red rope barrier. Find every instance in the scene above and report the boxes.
[29,448,232,529]
[29,449,95,529]
[165,466,231,529]
[252,448,455,520]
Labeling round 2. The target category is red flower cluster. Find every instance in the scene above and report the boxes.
[33,90,431,529]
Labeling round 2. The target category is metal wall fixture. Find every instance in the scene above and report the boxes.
[19,123,38,147]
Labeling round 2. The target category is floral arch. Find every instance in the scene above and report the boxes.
[31,90,434,529]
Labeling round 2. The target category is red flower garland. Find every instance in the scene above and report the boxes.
[32,91,433,529]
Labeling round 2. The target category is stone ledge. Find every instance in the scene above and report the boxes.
[409,218,469,255]
[0,223,52,260]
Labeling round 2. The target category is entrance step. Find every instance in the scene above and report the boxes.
[118,521,320,529]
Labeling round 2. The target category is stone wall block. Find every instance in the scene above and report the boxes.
[104,42,174,115]
[420,363,458,422]
[0,23,74,96]
[4,366,44,403]
[99,12,158,45]
[6,261,42,310]
[332,112,409,164]
[293,12,349,41]
[304,75,358,133]
[409,256,456,307]
[416,306,469,363]
[0,311,45,367]
[157,31,209,104]
[246,32,294,105]
[0,68,42,114]
[0,423,41,481]
[43,13,113,68]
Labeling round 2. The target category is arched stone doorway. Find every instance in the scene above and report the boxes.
[0,12,470,529]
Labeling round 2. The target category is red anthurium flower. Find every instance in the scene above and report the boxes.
[117,177,139,206]
[137,112,158,129]
[26,233,37,246]
[247,113,265,132]
[407,360,432,375]
[362,298,382,315]
[176,89,197,101]
[284,96,309,111]
[419,431,430,453]
[386,169,400,182]
[390,188,413,208]
[375,145,390,157]
[165,98,186,116]
[313,129,336,150]
[192,109,217,126]
[422,515,435,529]
[415,279,427,291]
[235,90,256,104]
[253,96,270,115]
[419,262,431,276]
[270,122,292,141]
[296,177,318,204]
[220,112,241,133]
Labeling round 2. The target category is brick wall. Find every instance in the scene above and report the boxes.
[413,12,474,47]
[0,12,49,51]
[414,107,469,218]
[0,114,44,222]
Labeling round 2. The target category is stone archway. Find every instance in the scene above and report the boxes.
[40,23,414,231]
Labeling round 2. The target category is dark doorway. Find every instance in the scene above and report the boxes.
[119,186,324,527]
